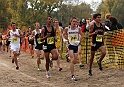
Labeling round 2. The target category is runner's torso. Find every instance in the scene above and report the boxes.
[67,27,79,46]
[44,26,55,45]
[92,23,104,43]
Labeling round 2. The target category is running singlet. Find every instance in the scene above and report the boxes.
[44,26,55,45]
[92,23,104,43]
[10,29,20,44]
[55,27,61,49]
[35,33,42,45]
[67,27,79,46]
[33,29,42,46]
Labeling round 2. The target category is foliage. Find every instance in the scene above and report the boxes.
[1,0,93,30]
[0,0,10,29]
[97,0,124,26]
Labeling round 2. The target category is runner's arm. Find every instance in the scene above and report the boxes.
[40,27,50,41]
[79,27,84,41]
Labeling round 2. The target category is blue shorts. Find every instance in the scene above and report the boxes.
[68,45,78,53]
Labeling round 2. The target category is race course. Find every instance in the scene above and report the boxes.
[0,51,124,87]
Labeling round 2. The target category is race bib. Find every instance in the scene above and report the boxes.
[12,38,18,43]
[47,37,54,44]
[96,35,102,42]
[37,38,42,44]
[70,35,77,42]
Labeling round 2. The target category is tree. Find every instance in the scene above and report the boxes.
[111,0,124,26]
[97,0,124,26]
[0,0,10,29]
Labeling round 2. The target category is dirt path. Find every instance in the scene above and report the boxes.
[0,51,124,87]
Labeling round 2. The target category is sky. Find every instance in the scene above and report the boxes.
[79,0,102,11]
[80,0,101,4]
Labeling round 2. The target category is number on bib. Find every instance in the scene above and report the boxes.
[70,35,77,42]
[47,37,54,44]
[96,35,102,42]
[12,38,18,43]
[37,38,42,44]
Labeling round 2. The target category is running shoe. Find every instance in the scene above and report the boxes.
[79,64,84,68]
[37,68,41,71]
[58,67,62,71]
[71,75,77,81]
[88,70,92,76]
[16,66,19,70]
[32,56,34,58]
[97,61,102,71]
[49,58,53,68]
[46,71,50,78]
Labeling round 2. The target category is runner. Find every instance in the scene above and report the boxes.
[40,16,58,78]
[6,33,11,57]
[88,13,106,76]
[63,17,83,81]
[54,19,63,71]
[7,22,23,70]
[28,27,34,58]
[32,22,44,71]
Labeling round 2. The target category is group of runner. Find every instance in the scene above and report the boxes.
[1,13,120,81]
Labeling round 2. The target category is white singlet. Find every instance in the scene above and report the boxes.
[10,29,20,53]
[67,27,79,46]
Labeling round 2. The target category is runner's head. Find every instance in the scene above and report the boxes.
[35,22,40,29]
[11,22,16,30]
[76,18,80,26]
[54,19,59,27]
[93,13,101,23]
[46,16,52,25]
[70,17,77,27]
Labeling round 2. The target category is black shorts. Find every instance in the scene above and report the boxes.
[29,40,34,45]
[6,40,11,46]
[43,44,56,53]
[91,42,104,51]
[68,45,78,53]
[35,44,43,50]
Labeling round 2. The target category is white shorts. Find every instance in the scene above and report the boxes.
[10,44,20,53]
